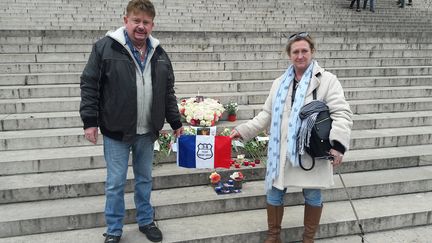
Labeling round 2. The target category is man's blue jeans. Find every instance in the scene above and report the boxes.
[267,186,322,207]
[103,134,154,236]
[363,0,375,11]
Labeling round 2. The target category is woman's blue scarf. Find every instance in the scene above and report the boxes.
[265,61,315,191]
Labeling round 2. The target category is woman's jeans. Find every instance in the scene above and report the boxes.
[103,134,155,236]
[267,186,322,207]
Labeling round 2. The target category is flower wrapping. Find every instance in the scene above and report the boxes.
[209,172,221,184]
[230,171,245,181]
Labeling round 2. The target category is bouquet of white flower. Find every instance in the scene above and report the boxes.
[178,97,225,127]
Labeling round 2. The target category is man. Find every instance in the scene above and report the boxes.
[363,0,375,12]
[349,0,361,12]
[79,0,183,242]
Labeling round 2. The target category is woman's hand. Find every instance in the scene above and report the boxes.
[229,129,242,140]
[329,148,344,167]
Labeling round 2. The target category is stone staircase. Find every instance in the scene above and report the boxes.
[1,0,432,242]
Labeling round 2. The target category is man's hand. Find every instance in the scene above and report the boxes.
[173,126,184,137]
[329,148,344,167]
[84,127,98,144]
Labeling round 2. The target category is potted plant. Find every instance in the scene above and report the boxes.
[224,101,238,122]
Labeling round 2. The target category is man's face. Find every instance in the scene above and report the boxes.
[288,40,314,73]
[124,10,154,45]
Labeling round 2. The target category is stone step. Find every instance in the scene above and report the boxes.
[0,162,264,204]
[0,0,421,8]
[2,49,432,64]
[1,149,431,203]
[4,57,432,74]
[3,42,432,54]
[238,96,432,117]
[347,97,432,114]
[2,30,432,46]
[0,138,430,176]
[0,111,84,131]
[2,20,431,32]
[169,50,432,62]
[0,6,426,16]
[0,44,92,54]
[2,95,432,115]
[2,216,432,243]
[339,75,432,88]
[13,15,427,23]
[1,40,431,57]
[0,127,431,173]
[1,124,432,151]
[0,180,430,239]
[351,110,432,130]
[0,62,86,74]
[2,107,431,132]
[0,97,81,114]
[0,12,429,25]
[0,53,89,63]
[0,145,106,176]
[0,84,80,99]
[350,125,432,150]
[175,76,432,92]
[1,73,429,90]
[2,82,431,100]
[316,224,432,243]
[1,65,431,86]
[0,73,79,86]
[0,215,432,243]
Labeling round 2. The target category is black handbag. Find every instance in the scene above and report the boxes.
[298,89,333,171]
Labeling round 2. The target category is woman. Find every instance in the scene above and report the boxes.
[230,32,353,243]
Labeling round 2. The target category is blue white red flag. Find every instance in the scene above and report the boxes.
[177,135,231,169]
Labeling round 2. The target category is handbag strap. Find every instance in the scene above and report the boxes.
[299,155,315,171]
[299,87,318,171]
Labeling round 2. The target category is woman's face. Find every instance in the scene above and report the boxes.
[288,40,314,73]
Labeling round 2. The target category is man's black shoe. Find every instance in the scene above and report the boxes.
[103,233,121,243]
[139,222,163,242]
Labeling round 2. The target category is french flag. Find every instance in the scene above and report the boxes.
[177,135,231,169]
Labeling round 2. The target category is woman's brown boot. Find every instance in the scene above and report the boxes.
[302,204,323,243]
[264,204,284,243]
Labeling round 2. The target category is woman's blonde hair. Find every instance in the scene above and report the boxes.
[285,32,315,55]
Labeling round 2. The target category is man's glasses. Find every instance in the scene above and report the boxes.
[288,32,309,41]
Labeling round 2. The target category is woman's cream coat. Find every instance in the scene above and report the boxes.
[235,62,353,190]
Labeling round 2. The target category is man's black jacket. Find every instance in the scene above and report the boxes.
[80,36,182,143]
